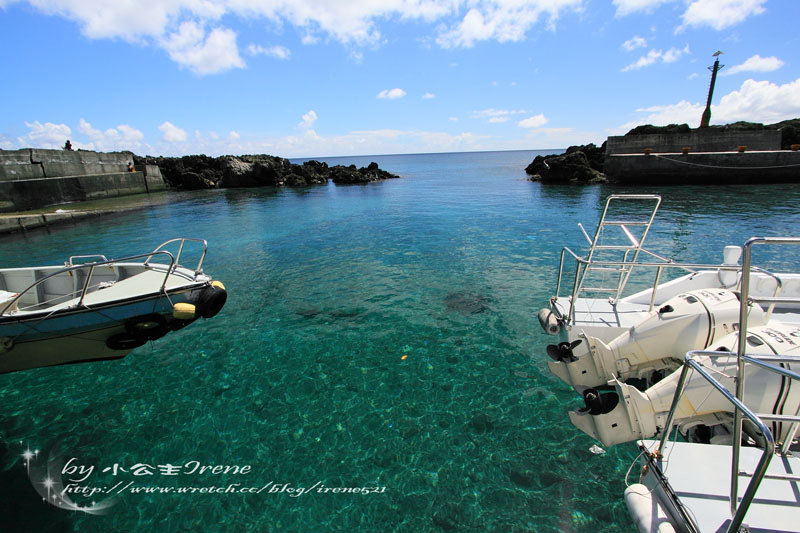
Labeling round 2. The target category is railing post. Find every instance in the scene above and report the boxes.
[658,361,693,452]
[731,239,757,515]
[78,265,95,307]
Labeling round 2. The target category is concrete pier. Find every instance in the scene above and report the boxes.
[603,129,800,183]
[605,150,800,184]
[0,148,167,213]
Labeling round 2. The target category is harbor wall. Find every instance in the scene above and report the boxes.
[604,150,800,184]
[606,130,781,155]
[0,148,167,213]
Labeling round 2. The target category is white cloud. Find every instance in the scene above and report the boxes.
[614,77,800,132]
[228,131,240,140]
[162,22,244,76]
[518,114,548,128]
[613,0,675,16]
[159,121,188,142]
[472,108,527,122]
[8,0,587,73]
[678,0,766,31]
[435,0,584,48]
[299,110,318,129]
[622,35,647,51]
[18,121,72,148]
[614,0,766,32]
[622,44,690,71]
[77,118,144,151]
[422,92,436,99]
[377,88,406,100]
[724,54,784,76]
[248,44,291,60]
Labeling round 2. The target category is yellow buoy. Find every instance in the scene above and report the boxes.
[211,280,225,290]
[173,302,196,320]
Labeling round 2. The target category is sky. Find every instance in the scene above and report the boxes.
[0,0,798,158]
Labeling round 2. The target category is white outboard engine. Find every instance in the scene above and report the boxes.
[547,289,765,389]
[569,323,800,447]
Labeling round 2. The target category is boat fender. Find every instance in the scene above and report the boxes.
[173,302,196,320]
[624,484,677,533]
[106,332,148,351]
[538,308,561,335]
[125,313,168,340]
[718,245,742,288]
[0,337,13,354]
[197,281,227,319]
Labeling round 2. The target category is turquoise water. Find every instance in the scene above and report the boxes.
[1,150,800,532]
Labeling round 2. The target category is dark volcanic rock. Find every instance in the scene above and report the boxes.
[526,151,606,184]
[132,154,399,189]
[625,123,692,136]
[330,162,400,184]
[565,142,606,172]
[624,119,800,148]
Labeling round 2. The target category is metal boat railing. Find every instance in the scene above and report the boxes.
[552,220,784,325]
[655,236,800,533]
[0,239,209,316]
[576,194,661,302]
[553,250,780,324]
[0,250,177,316]
[145,238,208,274]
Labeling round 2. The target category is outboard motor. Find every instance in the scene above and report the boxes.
[569,323,800,447]
[547,289,765,389]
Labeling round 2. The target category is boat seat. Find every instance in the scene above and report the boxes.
[0,269,38,309]
[45,269,195,311]
[36,269,77,308]
[71,264,120,298]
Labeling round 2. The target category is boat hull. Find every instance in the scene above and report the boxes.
[0,284,207,373]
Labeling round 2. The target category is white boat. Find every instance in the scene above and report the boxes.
[0,238,227,373]
[537,195,800,532]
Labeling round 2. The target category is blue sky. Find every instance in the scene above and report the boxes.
[1,0,798,157]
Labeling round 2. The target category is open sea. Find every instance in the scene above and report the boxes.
[1,149,800,532]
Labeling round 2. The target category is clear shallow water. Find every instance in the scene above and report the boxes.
[1,150,799,532]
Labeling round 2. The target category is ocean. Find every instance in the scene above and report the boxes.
[1,149,799,532]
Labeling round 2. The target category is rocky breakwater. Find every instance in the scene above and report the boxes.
[134,154,399,190]
[524,143,607,184]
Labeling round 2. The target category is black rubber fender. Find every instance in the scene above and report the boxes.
[197,281,227,319]
[106,332,148,351]
[125,313,168,340]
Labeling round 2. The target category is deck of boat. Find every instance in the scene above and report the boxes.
[640,439,800,532]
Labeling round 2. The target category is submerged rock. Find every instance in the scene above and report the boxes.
[444,292,490,314]
[468,413,494,433]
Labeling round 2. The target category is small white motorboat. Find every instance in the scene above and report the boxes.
[535,195,800,532]
[0,238,227,373]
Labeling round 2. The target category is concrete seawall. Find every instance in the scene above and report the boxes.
[602,129,800,183]
[0,148,167,213]
[605,150,800,184]
[606,130,781,155]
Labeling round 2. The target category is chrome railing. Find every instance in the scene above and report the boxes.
[145,238,207,274]
[0,250,177,316]
[654,236,800,533]
[578,194,661,302]
[552,247,784,325]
